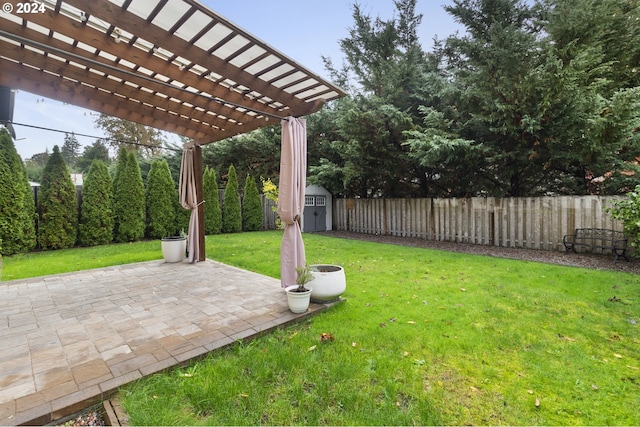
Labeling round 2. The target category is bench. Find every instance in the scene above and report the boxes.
[562,228,629,263]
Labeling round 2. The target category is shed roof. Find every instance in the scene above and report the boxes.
[0,0,346,144]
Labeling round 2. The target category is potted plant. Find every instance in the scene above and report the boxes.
[285,265,314,313]
[161,230,186,263]
[308,264,346,302]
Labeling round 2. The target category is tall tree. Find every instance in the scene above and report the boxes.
[78,160,113,246]
[222,164,242,233]
[145,159,177,238]
[242,175,263,232]
[113,147,145,242]
[76,139,110,173]
[61,132,81,169]
[203,166,222,235]
[38,145,77,249]
[0,128,36,255]
[94,114,166,156]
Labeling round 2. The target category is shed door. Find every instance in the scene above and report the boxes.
[303,195,327,232]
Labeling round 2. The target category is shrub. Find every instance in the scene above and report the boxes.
[222,164,242,233]
[607,185,640,253]
[38,145,78,249]
[113,148,145,242]
[0,128,36,255]
[203,166,222,234]
[146,159,177,238]
[242,175,263,231]
[78,160,113,246]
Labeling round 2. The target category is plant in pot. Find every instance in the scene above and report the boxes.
[161,230,186,263]
[308,264,346,303]
[285,265,314,313]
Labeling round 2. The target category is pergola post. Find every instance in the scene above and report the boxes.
[194,144,206,261]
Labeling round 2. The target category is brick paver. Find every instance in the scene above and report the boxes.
[0,259,329,425]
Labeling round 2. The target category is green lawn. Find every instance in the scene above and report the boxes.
[2,231,639,425]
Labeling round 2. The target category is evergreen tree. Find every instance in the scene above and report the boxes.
[113,147,145,242]
[38,145,77,249]
[222,164,242,233]
[76,139,110,173]
[242,175,263,232]
[78,160,113,246]
[0,128,36,255]
[203,166,222,234]
[145,159,177,238]
[61,132,81,169]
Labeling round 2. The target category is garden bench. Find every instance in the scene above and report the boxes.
[562,228,629,263]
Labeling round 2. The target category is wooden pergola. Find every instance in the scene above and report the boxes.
[0,0,346,261]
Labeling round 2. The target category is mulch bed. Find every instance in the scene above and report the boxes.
[319,231,640,274]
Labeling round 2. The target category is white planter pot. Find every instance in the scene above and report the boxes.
[161,236,186,263]
[285,285,312,313]
[309,264,346,302]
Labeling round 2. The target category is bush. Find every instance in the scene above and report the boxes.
[78,160,113,246]
[0,128,36,255]
[146,159,177,238]
[203,166,222,234]
[607,185,640,253]
[38,145,78,249]
[242,175,263,231]
[222,164,242,233]
[113,148,145,242]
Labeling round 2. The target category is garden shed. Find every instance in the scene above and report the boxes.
[303,184,332,232]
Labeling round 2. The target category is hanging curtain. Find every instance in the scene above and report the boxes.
[278,116,307,288]
[179,147,200,263]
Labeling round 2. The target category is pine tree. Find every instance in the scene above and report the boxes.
[222,164,242,233]
[38,145,78,249]
[145,159,177,238]
[0,128,36,255]
[242,175,263,231]
[61,132,81,169]
[78,160,113,246]
[113,148,145,242]
[203,166,222,234]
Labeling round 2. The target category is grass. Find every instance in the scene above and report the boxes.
[2,231,639,424]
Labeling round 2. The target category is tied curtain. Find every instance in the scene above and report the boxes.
[278,116,307,288]
[179,147,200,263]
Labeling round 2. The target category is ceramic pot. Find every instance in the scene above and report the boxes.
[285,285,312,313]
[308,264,346,302]
[161,236,186,263]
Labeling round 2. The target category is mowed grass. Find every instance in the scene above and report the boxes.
[2,231,639,424]
[123,232,639,426]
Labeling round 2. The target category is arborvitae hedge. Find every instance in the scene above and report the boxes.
[203,166,222,234]
[0,128,36,255]
[78,160,113,246]
[38,145,78,249]
[146,159,177,238]
[222,164,242,233]
[113,148,145,242]
[242,175,263,231]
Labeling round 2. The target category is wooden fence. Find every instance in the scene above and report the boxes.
[333,196,627,252]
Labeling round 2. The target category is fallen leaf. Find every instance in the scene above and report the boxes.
[352,342,358,347]
[379,322,386,328]
[591,384,599,391]
[389,318,396,322]
[460,288,467,292]
[535,397,540,407]
[437,380,444,387]
[403,351,409,357]
[152,395,158,400]
[307,345,317,351]
[527,390,534,394]
[627,365,639,370]
[239,393,249,398]
[614,353,624,359]
[470,386,479,393]
[407,321,416,324]
[320,333,334,341]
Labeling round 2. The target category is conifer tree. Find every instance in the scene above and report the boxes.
[145,159,177,238]
[38,145,77,249]
[203,166,222,234]
[113,148,145,242]
[222,164,242,233]
[242,175,263,231]
[78,160,113,246]
[0,128,36,255]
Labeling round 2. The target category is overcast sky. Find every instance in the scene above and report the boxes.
[10,0,464,161]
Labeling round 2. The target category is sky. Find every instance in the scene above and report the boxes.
[9,0,464,161]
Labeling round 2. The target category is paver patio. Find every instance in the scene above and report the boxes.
[0,259,330,425]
